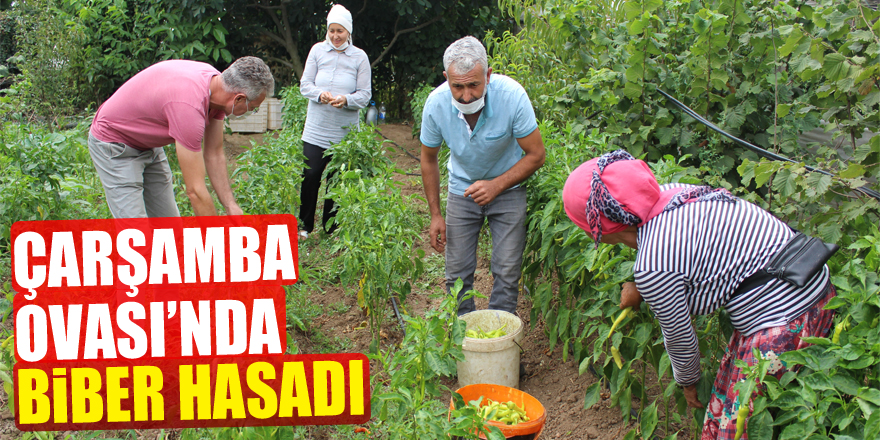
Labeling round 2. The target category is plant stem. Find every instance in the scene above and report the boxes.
[641,362,647,412]
[771,15,779,152]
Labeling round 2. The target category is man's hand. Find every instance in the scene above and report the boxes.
[225,203,244,216]
[429,215,446,252]
[683,384,704,408]
[319,91,333,104]
[330,95,347,108]
[620,281,643,309]
[463,180,502,206]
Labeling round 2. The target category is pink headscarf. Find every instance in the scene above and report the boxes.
[563,150,735,246]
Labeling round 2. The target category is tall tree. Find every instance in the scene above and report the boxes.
[223,0,508,91]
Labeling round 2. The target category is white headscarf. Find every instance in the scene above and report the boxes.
[326,4,353,48]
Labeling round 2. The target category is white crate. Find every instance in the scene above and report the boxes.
[266,97,283,130]
[226,108,268,133]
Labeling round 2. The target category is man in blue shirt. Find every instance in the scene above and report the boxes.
[420,36,545,315]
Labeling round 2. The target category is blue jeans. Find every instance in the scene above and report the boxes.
[446,187,527,315]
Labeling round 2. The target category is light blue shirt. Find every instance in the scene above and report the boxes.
[420,74,538,195]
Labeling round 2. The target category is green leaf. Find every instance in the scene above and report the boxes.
[823,53,850,81]
[212,27,226,46]
[486,427,506,440]
[425,351,446,375]
[802,373,834,391]
[584,382,602,409]
[724,106,746,129]
[832,374,860,396]
[629,17,649,35]
[799,337,831,346]
[859,388,880,406]
[693,15,710,35]
[866,409,880,440]
[748,410,774,440]
[772,168,798,197]
[779,29,804,57]
[806,172,832,196]
[776,104,792,118]
[644,0,664,13]
[839,163,865,179]
[579,356,591,376]
[623,2,642,21]
[659,352,671,380]
[623,82,643,99]
[754,162,779,188]
[779,422,807,440]
[657,127,675,145]
[626,65,643,83]
[641,402,659,439]
[221,49,233,63]
[857,396,879,418]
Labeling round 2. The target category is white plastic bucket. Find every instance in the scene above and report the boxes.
[457,310,524,389]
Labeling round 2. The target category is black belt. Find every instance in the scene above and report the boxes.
[731,269,775,299]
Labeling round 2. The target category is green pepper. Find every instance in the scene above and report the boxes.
[832,317,849,344]
[734,390,753,440]
[609,307,632,336]
[611,346,624,369]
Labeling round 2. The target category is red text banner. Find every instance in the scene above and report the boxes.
[4,215,374,433]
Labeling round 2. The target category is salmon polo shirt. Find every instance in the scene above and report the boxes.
[90,60,227,152]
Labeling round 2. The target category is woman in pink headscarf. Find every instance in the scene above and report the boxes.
[562,150,836,440]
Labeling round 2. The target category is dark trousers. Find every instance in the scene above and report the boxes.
[298,141,337,233]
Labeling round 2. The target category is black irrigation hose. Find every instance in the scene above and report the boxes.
[377,129,422,163]
[388,285,406,338]
[657,89,880,202]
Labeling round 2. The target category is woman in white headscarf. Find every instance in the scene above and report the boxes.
[298,4,372,238]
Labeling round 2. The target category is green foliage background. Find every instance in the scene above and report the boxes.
[486,0,880,438]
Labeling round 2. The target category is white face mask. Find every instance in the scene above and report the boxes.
[329,40,349,51]
[228,98,259,120]
[451,89,486,115]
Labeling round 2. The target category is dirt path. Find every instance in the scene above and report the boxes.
[277,123,639,439]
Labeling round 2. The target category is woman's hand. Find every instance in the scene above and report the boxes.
[683,384,704,408]
[319,91,333,104]
[330,95,347,108]
[620,281,643,309]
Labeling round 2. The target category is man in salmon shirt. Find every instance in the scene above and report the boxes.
[88,56,274,218]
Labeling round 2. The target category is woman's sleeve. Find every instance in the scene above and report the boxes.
[300,45,322,102]
[636,270,702,386]
[344,52,372,110]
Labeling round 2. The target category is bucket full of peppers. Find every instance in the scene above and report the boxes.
[451,383,547,439]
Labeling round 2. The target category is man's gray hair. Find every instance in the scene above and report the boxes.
[222,57,275,99]
[443,36,488,76]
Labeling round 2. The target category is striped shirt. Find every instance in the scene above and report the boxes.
[634,184,829,386]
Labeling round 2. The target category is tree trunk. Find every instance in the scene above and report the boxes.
[251,1,304,80]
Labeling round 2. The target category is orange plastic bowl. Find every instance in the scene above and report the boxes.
[450,383,547,439]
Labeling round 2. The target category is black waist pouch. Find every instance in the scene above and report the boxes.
[733,232,839,297]
[765,232,840,287]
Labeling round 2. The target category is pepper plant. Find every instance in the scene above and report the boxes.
[370,280,505,440]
